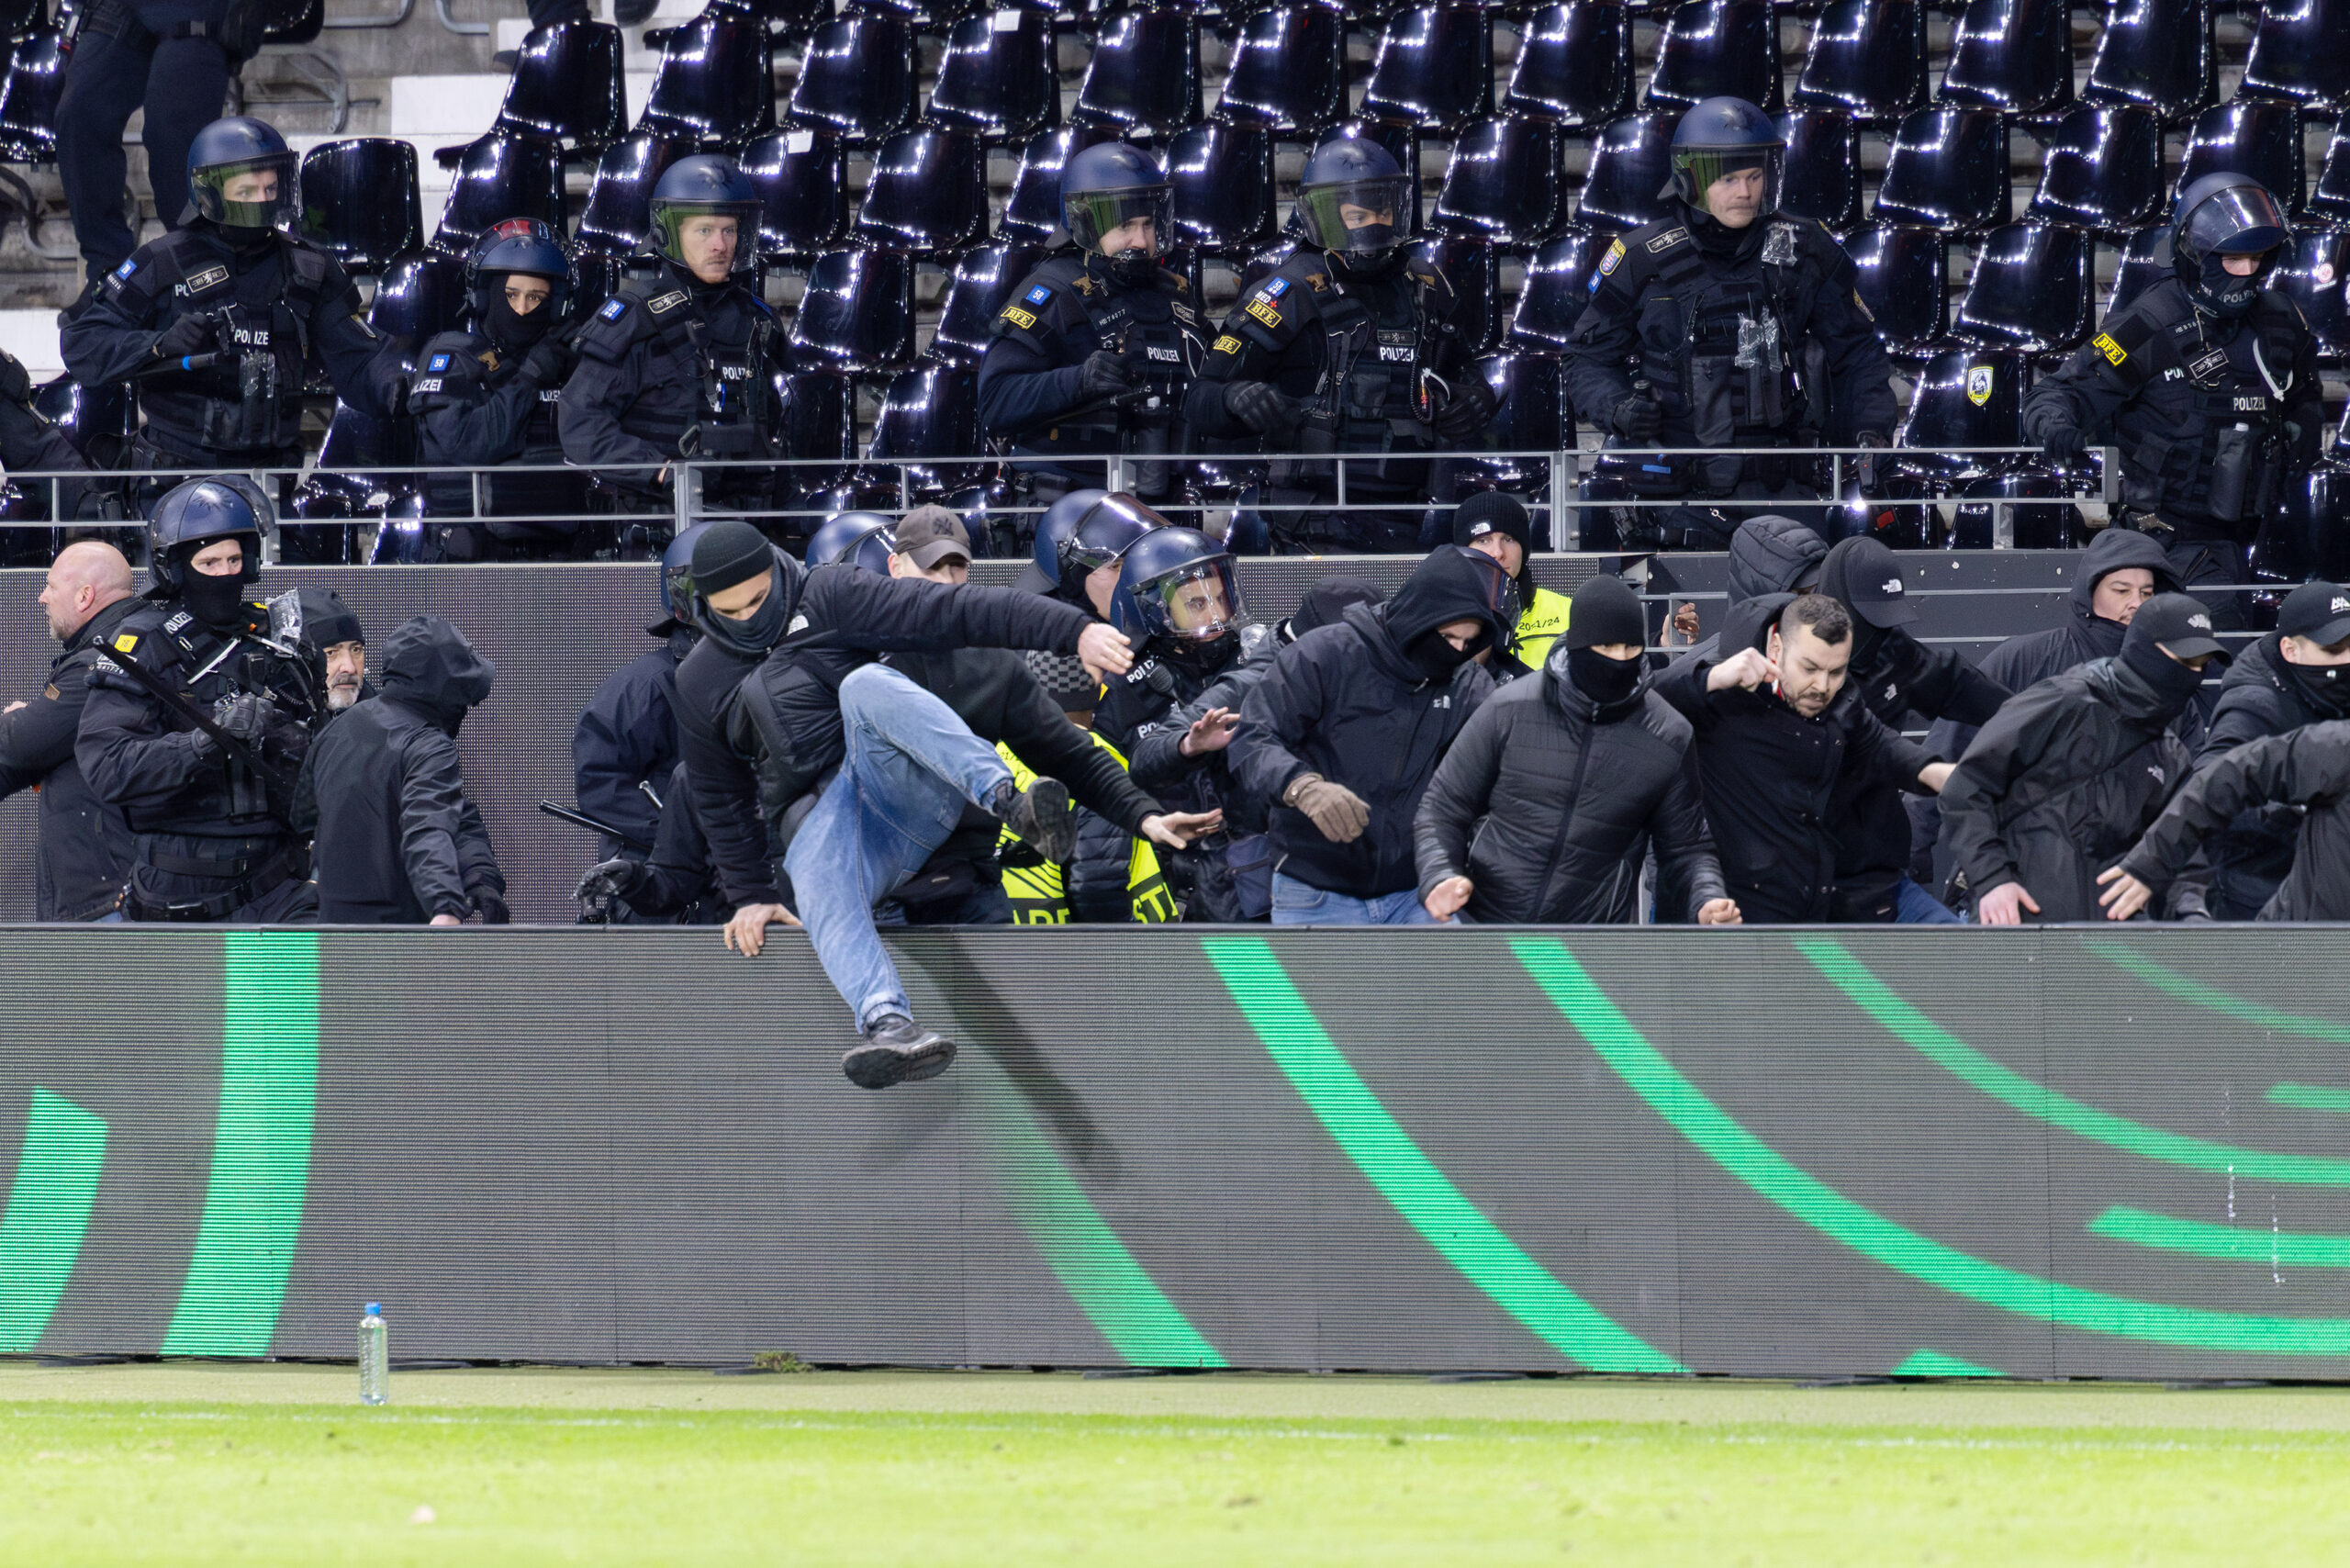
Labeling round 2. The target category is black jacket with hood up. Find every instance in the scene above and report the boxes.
[1676,513,1830,667]
[2189,631,2350,917]
[2121,720,2350,921]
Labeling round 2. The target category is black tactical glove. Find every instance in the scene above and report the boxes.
[1433,375,1496,442]
[1609,392,1664,444]
[152,313,218,361]
[573,857,644,923]
[2036,422,2087,466]
[1853,430,1890,492]
[1224,379,1303,440]
[1077,350,1137,401]
[518,333,575,386]
[469,882,510,925]
[191,691,272,763]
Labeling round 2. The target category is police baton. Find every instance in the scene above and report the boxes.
[537,800,654,855]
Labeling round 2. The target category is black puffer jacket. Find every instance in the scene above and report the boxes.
[1414,643,1725,923]
[2120,721,2350,922]
[1675,513,1828,666]
[2189,633,2350,917]
[0,596,140,919]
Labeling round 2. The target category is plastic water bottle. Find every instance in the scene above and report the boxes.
[359,1304,387,1406]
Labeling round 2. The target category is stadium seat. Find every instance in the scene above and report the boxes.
[297,140,421,273]
[1073,7,1203,136]
[1359,6,1494,132]
[1644,0,1783,113]
[2272,230,2350,364]
[928,242,1052,364]
[1793,0,1928,124]
[573,252,650,319]
[1417,232,1500,353]
[775,371,859,510]
[1506,227,1619,351]
[2103,222,2168,317]
[997,124,1116,241]
[788,249,918,373]
[635,6,776,146]
[2083,0,2214,123]
[2241,0,2350,111]
[1845,222,1950,356]
[1235,238,1297,294]
[1949,466,2088,548]
[1936,0,2074,117]
[1431,117,1564,244]
[741,129,846,260]
[2025,104,2165,233]
[1576,112,1677,230]
[866,363,985,498]
[1214,4,1347,133]
[923,6,1058,140]
[1950,222,2096,353]
[1895,348,2029,480]
[431,130,567,254]
[2177,101,2307,217]
[1502,1,1634,128]
[366,250,467,342]
[0,18,67,163]
[574,131,696,258]
[1169,122,1279,254]
[31,374,132,471]
[1466,351,1571,496]
[786,14,916,142]
[492,20,625,150]
[2255,463,2350,585]
[1774,109,1862,231]
[1871,106,2010,232]
[851,129,989,254]
[2314,118,2350,227]
[290,404,416,527]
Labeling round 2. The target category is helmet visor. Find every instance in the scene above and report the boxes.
[1295,176,1419,255]
[2181,184,2290,263]
[194,151,297,230]
[1673,147,1785,217]
[1136,556,1244,643]
[651,199,763,273]
[1065,185,1172,257]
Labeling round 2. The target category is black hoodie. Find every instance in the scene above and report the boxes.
[2188,630,2350,915]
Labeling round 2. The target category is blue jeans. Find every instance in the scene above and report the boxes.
[1270,869,1438,927]
[782,664,1015,1033]
[1895,875,1964,925]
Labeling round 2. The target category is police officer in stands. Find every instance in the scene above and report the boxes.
[2023,174,2322,631]
[1561,97,1896,551]
[979,144,1206,510]
[571,521,710,872]
[409,218,588,561]
[560,156,782,522]
[75,476,324,922]
[60,118,397,525]
[1186,139,1494,554]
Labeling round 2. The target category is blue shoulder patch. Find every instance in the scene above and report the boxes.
[1024,284,1052,306]
[598,297,628,321]
[1263,277,1288,298]
[113,258,138,279]
[426,353,452,372]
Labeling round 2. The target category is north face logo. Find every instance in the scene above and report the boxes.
[1883,683,1897,702]
[2333,598,2349,615]
[2147,765,2165,784]
[2188,613,2211,630]
[1879,578,1902,596]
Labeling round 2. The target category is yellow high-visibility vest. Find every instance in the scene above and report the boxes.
[993,734,1174,924]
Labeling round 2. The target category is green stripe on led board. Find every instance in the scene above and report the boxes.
[0,1089,108,1352]
[2089,1205,2350,1269]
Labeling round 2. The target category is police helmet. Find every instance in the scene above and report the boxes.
[2173,173,2290,289]
[806,510,897,576]
[1293,138,1419,260]
[657,521,716,633]
[186,117,297,231]
[1060,143,1171,282]
[1063,492,1168,583]
[464,217,575,323]
[1664,97,1785,217]
[1112,526,1244,646]
[147,476,275,595]
[1018,488,1108,594]
[648,155,761,274]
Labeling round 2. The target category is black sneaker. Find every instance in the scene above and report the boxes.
[841,1014,957,1090]
[993,778,1077,862]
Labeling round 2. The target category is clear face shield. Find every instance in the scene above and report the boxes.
[1064,185,1173,263]
[193,152,297,230]
[1672,146,1785,219]
[1137,556,1244,643]
[1294,176,1419,257]
[2179,184,2290,271]
[652,201,761,274]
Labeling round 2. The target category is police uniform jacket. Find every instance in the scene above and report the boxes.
[572,630,690,859]
[408,321,572,517]
[977,253,1204,468]
[558,263,779,473]
[0,595,140,918]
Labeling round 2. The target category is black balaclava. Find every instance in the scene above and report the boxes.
[1405,626,1483,683]
[691,522,795,656]
[482,274,556,353]
[1161,627,1240,679]
[178,559,249,633]
[1567,646,1642,706]
[1562,574,1648,707]
[2120,629,2208,711]
[1330,245,1407,285]
[699,561,790,656]
[2291,657,2350,719]
[2189,252,2270,319]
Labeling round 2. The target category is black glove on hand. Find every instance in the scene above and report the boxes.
[152,313,218,361]
[1610,393,1664,444]
[194,691,271,763]
[1853,431,1890,491]
[1077,350,1136,401]
[1224,380,1302,440]
[2037,422,2087,466]
[469,883,511,925]
[1433,376,1495,442]
[573,858,643,923]
[519,333,574,386]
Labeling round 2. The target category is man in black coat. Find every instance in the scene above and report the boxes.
[1654,593,1953,924]
[1942,595,2223,924]
[2100,720,2350,923]
[1415,574,1737,925]
[572,524,708,871]
[0,542,139,919]
[294,616,502,925]
[1231,545,1518,924]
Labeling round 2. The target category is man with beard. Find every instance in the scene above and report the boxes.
[297,588,368,715]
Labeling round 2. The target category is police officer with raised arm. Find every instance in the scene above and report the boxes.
[1561,97,1896,551]
[2023,174,2322,631]
[979,143,1206,510]
[1185,139,1494,554]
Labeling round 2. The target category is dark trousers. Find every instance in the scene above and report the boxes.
[56,10,233,289]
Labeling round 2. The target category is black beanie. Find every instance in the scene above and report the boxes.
[1566,574,1645,650]
[297,587,363,648]
[689,521,774,597]
[1452,490,1532,550]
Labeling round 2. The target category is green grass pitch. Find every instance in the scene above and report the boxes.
[5,1364,2350,1564]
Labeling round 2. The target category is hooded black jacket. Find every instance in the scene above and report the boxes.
[0,595,140,919]
[2188,632,2350,917]
[2120,721,2350,921]
[1232,548,1514,898]
[1941,656,2208,922]
[1653,594,1933,924]
[1414,643,1726,923]
[1673,513,1829,668]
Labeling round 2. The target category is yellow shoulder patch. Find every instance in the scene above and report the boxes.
[999,305,1038,330]
[1211,333,1242,355]
[2093,331,2127,366]
[1243,298,1282,330]
[112,633,138,654]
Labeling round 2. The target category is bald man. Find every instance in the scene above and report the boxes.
[1,542,139,918]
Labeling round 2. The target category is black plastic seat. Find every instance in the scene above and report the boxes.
[366,250,468,342]
[1507,227,1619,351]
[1214,4,1346,133]
[2273,229,2350,364]
[776,371,859,509]
[2083,0,2214,122]
[1871,106,2010,231]
[0,21,68,162]
[2104,223,2169,317]
[1845,222,1949,355]
[636,6,774,147]
[1575,111,1677,230]
[2255,462,2350,585]
[291,403,417,526]
[1469,352,1570,495]
[788,249,918,373]
[1793,0,1928,124]
[2314,118,2350,226]
[1431,117,1563,243]
[923,6,1056,140]
[997,124,1115,241]
[786,14,916,143]
[297,140,420,273]
[850,129,988,254]
[1949,467,2088,548]
[741,128,846,259]
[32,374,133,471]
[2242,0,2350,111]
[1503,1,1634,128]
[1936,0,2074,117]
[431,130,567,254]
[574,131,696,258]
[1417,233,1500,353]
[2025,104,2165,233]
[1169,122,1277,254]
[1895,348,2029,479]
[866,364,984,497]
[1644,0,1782,112]
[1775,108,1861,230]
[2177,101,2307,217]
[493,19,625,150]
[1235,239,1296,295]
[929,242,1051,364]
[1073,6,1203,136]
[1950,222,2096,353]
[1359,6,1494,132]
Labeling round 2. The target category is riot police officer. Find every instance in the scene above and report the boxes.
[409,218,590,561]
[979,143,1204,511]
[74,476,323,921]
[1560,97,1896,551]
[2024,174,2322,631]
[1187,139,1494,554]
[571,521,711,870]
[560,155,783,521]
[60,119,397,507]
[1016,488,1164,622]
